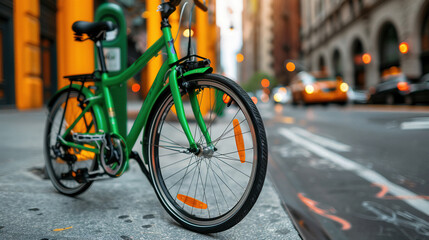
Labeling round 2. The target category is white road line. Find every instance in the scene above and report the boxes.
[291,127,351,152]
[279,128,429,216]
[401,121,429,130]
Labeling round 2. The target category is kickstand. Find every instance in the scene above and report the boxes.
[129,151,154,188]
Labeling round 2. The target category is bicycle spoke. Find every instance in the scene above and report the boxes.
[215,147,254,156]
[212,118,248,145]
[161,155,194,170]
[213,154,253,164]
[212,156,251,178]
[210,157,246,189]
[164,158,199,181]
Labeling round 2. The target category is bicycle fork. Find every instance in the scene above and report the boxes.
[168,69,214,154]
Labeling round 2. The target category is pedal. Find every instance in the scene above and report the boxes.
[72,133,105,143]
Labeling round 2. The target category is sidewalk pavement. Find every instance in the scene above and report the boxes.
[0,106,301,240]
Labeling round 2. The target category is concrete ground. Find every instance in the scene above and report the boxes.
[0,106,301,240]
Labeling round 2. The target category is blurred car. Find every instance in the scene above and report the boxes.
[290,71,349,105]
[405,73,429,105]
[255,89,270,104]
[272,86,292,104]
[347,88,368,104]
[368,73,411,104]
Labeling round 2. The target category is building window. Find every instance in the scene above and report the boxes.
[319,55,327,73]
[0,10,14,106]
[333,49,343,77]
[352,39,365,89]
[0,29,3,101]
[378,22,400,77]
[421,7,429,75]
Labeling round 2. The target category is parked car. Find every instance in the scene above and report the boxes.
[405,73,429,105]
[347,88,368,104]
[290,71,349,105]
[272,86,292,104]
[368,73,411,104]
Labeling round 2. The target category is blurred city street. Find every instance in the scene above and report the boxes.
[259,102,429,240]
[1,0,429,239]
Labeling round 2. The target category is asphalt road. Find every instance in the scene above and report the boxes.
[0,108,300,240]
[260,102,429,240]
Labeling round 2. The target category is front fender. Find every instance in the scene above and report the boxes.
[182,66,213,78]
[47,85,108,132]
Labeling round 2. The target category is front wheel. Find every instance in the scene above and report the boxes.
[146,74,268,233]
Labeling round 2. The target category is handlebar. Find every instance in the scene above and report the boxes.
[169,0,207,12]
[193,0,208,12]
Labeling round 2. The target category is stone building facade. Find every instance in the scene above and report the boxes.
[301,0,429,89]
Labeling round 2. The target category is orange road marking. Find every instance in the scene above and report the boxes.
[372,183,429,200]
[177,194,208,209]
[372,183,389,198]
[53,226,73,232]
[298,193,351,231]
[232,119,246,163]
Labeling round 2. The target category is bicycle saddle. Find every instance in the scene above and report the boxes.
[72,21,116,38]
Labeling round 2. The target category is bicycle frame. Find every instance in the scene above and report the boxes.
[57,19,214,169]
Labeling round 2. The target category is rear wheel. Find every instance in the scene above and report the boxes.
[146,74,267,233]
[44,89,98,196]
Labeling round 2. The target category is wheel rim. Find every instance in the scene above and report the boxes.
[45,91,97,193]
[149,80,259,226]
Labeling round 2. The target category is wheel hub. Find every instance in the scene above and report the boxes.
[196,144,215,158]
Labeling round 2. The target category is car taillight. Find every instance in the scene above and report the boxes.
[397,82,409,91]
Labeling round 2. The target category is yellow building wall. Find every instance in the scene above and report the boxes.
[143,0,163,98]
[196,0,218,116]
[14,0,42,109]
[56,0,94,89]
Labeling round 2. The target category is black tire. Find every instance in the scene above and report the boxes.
[44,89,98,196]
[145,74,267,233]
[386,94,395,105]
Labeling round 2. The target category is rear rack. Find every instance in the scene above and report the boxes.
[64,72,101,83]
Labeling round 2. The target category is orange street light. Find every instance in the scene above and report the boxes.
[286,62,296,72]
[399,42,409,54]
[236,53,244,63]
[362,53,372,64]
[131,83,141,93]
[183,29,194,38]
[261,78,270,88]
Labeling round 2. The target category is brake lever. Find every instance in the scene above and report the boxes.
[193,0,208,12]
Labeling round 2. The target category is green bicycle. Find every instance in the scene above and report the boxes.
[44,0,267,233]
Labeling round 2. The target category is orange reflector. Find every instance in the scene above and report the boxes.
[222,93,231,104]
[177,194,207,209]
[233,119,246,163]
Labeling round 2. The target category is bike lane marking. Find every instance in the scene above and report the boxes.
[297,193,352,231]
[279,128,429,216]
[290,127,351,152]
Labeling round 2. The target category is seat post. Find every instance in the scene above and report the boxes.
[96,40,108,73]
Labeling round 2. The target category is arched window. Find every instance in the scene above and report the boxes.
[421,7,429,75]
[378,22,400,76]
[352,39,365,89]
[318,55,327,74]
[332,49,342,77]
